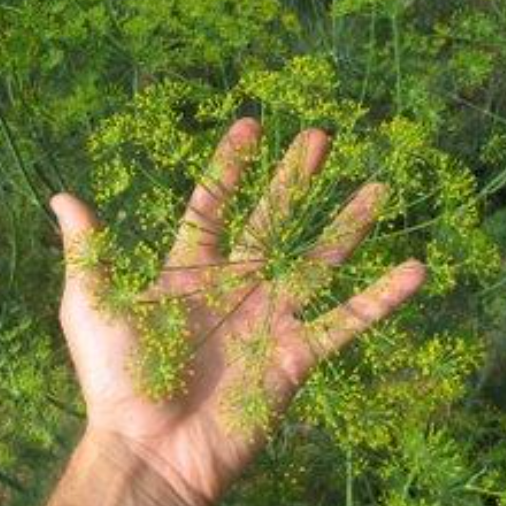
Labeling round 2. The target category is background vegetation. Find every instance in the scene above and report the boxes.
[2,0,506,504]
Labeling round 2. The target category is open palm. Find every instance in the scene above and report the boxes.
[51,118,426,505]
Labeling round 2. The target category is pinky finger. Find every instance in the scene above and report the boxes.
[305,259,426,360]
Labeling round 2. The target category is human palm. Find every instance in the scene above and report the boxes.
[51,118,425,505]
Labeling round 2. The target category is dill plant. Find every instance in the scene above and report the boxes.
[313,0,506,193]
[0,6,300,490]
[85,54,506,504]
[0,191,82,503]
[0,0,506,504]
[0,306,66,461]
[2,1,506,504]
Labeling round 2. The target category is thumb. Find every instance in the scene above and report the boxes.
[50,192,102,288]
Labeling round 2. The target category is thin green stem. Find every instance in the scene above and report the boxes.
[0,108,56,227]
[360,4,377,105]
[391,11,403,114]
[346,445,354,506]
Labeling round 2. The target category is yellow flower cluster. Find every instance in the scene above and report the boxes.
[87,54,501,448]
[130,297,193,402]
[220,325,275,441]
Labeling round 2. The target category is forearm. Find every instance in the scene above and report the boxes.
[47,428,196,506]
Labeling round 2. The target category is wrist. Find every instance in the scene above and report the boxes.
[48,426,211,506]
[103,427,215,506]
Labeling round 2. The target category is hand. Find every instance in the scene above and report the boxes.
[49,118,426,505]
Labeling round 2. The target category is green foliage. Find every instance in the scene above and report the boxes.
[0,1,299,497]
[86,54,506,504]
[0,0,298,132]
[0,189,81,502]
[2,0,506,504]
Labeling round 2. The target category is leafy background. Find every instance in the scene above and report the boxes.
[1,0,506,504]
